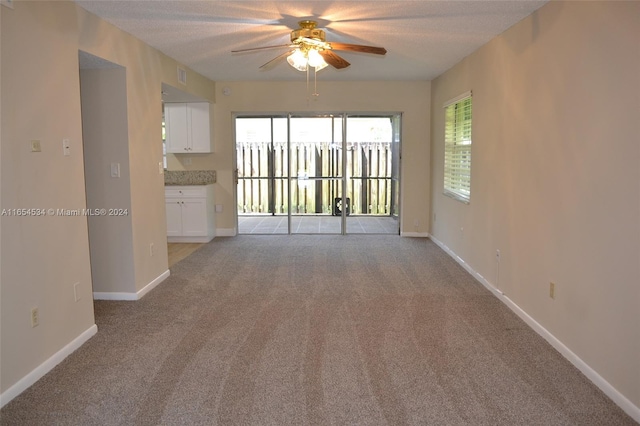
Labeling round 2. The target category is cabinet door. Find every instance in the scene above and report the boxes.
[165,199,183,236]
[180,198,208,237]
[165,103,189,153]
[188,102,211,153]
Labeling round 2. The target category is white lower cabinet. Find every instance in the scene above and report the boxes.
[165,185,215,243]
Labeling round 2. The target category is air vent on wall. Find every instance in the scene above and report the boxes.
[177,67,187,85]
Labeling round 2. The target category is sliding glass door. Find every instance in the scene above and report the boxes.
[289,116,344,234]
[236,117,288,234]
[236,113,400,235]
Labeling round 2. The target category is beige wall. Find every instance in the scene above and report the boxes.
[167,80,431,235]
[430,1,639,409]
[1,1,215,398]
[1,1,96,393]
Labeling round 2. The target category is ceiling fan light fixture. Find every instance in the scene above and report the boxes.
[287,48,328,72]
[307,49,328,71]
[287,49,308,71]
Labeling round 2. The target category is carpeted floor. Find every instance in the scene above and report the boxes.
[1,236,636,425]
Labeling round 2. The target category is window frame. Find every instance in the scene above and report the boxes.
[443,91,472,203]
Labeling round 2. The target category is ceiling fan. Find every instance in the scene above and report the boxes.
[231,20,387,72]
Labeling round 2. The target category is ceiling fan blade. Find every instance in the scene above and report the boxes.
[231,44,293,53]
[329,42,387,55]
[319,50,350,69]
[260,50,295,69]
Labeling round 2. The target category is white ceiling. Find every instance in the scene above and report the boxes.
[75,1,547,82]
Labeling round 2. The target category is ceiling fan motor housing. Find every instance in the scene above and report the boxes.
[291,20,326,43]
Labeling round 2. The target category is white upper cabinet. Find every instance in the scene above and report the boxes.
[165,102,212,153]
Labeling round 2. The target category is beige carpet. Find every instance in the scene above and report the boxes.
[1,236,635,425]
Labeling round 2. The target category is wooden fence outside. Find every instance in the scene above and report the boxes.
[237,141,393,216]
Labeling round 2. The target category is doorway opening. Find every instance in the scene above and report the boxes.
[78,51,135,297]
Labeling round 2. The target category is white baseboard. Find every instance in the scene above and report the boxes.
[216,228,236,237]
[400,231,430,238]
[167,235,214,243]
[500,294,640,423]
[168,228,239,241]
[92,291,138,301]
[429,234,504,298]
[428,234,640,423]
[93,269,170,301]
[136,269,170,299]
[0,324,98,408]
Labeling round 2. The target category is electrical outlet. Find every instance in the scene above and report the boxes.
[549,282,556,299]
[30,140,42,152]
[31,307,39,328]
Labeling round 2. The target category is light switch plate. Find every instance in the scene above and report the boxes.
[110,162,120,178]
[63,139,71,156]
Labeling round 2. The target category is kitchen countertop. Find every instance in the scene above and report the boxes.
[164,170,216,186]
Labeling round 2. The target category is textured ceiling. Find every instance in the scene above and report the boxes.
[75,1,547,82]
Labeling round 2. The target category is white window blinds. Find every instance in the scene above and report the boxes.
[444,93,472,202]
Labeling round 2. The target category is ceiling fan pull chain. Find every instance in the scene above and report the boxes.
[306,65,310,103]
[313,67,320,98]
